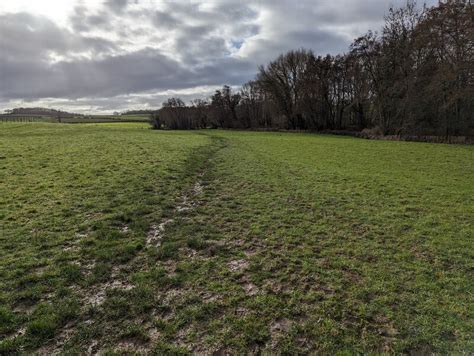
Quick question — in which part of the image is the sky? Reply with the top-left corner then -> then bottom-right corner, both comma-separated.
0,0 -> 437,114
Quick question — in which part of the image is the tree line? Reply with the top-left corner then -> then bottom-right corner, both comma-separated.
151,0 -> 473,137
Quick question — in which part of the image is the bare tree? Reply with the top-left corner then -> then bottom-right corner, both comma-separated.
257,49 -> 312,129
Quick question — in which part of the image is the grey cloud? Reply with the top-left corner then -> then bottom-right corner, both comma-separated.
150,2 -> 258,37
105,0 -> 129,14
1,44 -> 255,100
147,1 -> 260,65
153,11 -> 181,29
71,8 -> 113,32
238,28 -> 349,68
1,48 -> 184,99
287,29 -> 350,55
1,13 -> 73,59
211,3 -> 258,23
0,12 -> 116,60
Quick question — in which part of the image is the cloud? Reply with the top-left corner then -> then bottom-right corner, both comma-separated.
152,11 -> 181,29
0,0 -> 438,113
0,12 -> 117,60
104,0 -> 129,14
1,43 -> 255,100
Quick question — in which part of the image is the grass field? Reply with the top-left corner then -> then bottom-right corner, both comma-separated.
0,115 -> 149,124
0,123 -> 472,354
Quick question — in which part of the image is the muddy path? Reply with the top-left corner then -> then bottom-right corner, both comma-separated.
146,172 -> 205,249
29,134 -> 229,355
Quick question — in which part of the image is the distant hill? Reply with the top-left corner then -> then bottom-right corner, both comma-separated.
3,107 -> 81,117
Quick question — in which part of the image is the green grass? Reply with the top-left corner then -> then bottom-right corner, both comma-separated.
92,114 -> 150,120
0,114 -> 149,124
62,115 -> 150,123
0,124 -> 472,353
